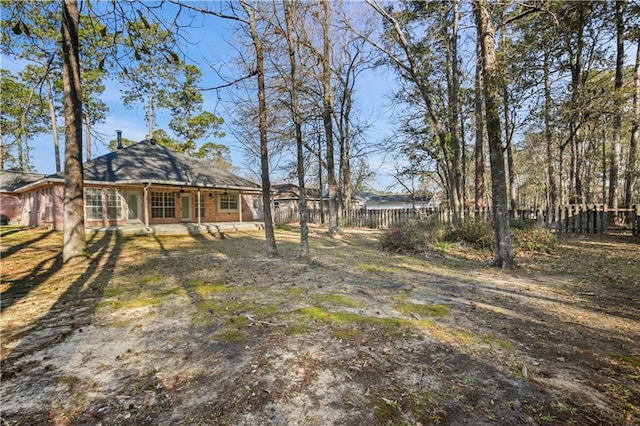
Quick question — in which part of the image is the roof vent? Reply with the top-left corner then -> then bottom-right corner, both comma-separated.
116,130 -> 123,149
149,138 -> 156,145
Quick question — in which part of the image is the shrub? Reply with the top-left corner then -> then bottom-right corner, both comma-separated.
445,218 -> 494,250
380,216 -> 445,253
380,216 -> 557,256
511,226 -> 557,254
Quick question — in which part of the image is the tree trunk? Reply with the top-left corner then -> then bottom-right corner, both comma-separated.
242,0 -> 277,256
318,131 -> 325,224
84,109 -> 91,161
147,78 -> 154,140
61,0 -> 88,264
321,0 -> 338,235
283,0 -> 309,258
544,51 -> 558,207
45,75 -> 61,172
608,0 -> 624,219
502,60 -> 517,218
507,140 -> 517,218
568,10 -> 587,205
474,0 -> 515,269
474,35 -> 486,213
447,0 -> 464,220
625,41 -> 639,208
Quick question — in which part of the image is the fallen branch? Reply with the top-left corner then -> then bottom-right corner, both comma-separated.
244,314 -> 287,327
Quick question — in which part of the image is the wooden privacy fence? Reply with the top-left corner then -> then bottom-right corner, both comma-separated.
546,205 -> 640,235
273,204 -> 640,235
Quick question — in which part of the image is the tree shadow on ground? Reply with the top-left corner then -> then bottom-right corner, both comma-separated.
1,231 -> 125,422
0,229 -> 56,260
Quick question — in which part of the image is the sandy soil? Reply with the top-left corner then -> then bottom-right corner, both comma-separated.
1,226 -> 638,425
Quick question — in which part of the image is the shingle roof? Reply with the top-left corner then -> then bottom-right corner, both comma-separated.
62,140 -> 260,190
0,170 -> 45,192
272,183 -> 324,200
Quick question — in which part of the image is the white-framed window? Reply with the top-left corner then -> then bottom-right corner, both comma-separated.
86,188 -> 103,220
218,193 -> 238,211
151,191 -> 176,218
106,189 -> 122,219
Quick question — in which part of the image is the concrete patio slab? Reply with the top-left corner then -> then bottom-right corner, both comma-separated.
87,221 -> 265,236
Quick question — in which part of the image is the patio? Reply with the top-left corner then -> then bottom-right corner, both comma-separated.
86,221 -> 265,236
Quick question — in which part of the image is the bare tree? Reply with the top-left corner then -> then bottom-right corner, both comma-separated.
241,0 -> 278,255
364,0 -> 465,220
282,0 -> 309,258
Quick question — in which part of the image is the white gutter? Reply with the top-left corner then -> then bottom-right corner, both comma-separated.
143,183 -> 151,231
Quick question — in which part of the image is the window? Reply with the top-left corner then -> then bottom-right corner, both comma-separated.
218,193 -> 238,211
106,189 -> 122,219
86,188 -> 103,220
151,191 -> 176,218
197,194 -> 205,217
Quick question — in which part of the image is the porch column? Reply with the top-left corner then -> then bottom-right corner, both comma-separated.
239,190 -> 243,224
143,183 -> 150,231
197,189 -> 201,226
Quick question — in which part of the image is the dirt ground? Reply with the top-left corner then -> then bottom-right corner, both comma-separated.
1,225 -> 639,425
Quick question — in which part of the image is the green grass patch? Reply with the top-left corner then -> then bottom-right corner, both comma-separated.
97,298 -> 162,310
299,306 -> 403,329
312,293 -> 364,308
395,302 -> 450,317
213,329 -> 250,343
286,287 -> 306,296
137,275 -> 163,284
187,280 -> 231,297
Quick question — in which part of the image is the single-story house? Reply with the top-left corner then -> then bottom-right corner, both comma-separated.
272,183 -> 326,211
360,193 -> 441,210
0,139 -> 263,230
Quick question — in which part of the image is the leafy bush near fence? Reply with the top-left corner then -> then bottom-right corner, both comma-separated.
379,217 -> 445,253
380,216 -> 556,255
444,219 -> 494,250
511,226 -> 557,254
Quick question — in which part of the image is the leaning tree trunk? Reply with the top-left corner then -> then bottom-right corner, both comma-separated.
283,0 -> 309,258
321,0 -> 339,235
45,73 -> 62,172
608,0 -> 624,220
544,51 -> 558,207
61,0 -> 88,264
625,41 -> 639,209
474,35 -> 486,213
242,0 -> 277,256
474,0 -> 515,269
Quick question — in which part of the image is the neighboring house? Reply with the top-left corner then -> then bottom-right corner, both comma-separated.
0,170 -> 47,225
272,183 -> 326,211
361,194 -> 441,210
0,139 -> 262,230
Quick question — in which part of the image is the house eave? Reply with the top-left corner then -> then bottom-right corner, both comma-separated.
15,178 -> 261,193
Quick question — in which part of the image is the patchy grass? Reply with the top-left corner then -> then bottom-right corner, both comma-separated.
311,293 -> 364,308
1,227 -> 638,425
395,301 -> 450,317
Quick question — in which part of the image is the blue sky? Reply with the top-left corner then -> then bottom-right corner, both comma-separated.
2,4 -> 401,191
